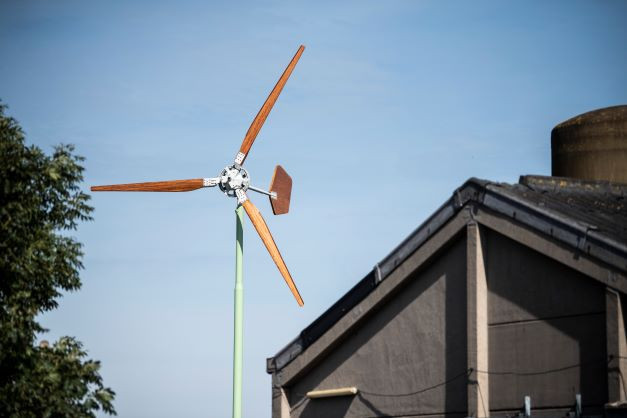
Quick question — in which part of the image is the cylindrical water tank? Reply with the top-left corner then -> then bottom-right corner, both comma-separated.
551,105 -> 627,183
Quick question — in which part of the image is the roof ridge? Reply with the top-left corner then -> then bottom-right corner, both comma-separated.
519,175 -> 627,196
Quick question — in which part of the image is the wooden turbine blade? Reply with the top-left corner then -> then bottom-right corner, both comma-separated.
269,165 -> 292,215
91,179 -> 205,192
235,45 -> 305,165
241,198 -> 304,306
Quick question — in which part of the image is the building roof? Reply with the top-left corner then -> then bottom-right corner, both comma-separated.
267,175 -> 627,374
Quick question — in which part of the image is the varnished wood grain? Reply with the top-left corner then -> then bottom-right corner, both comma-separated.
269,165 -> 292,215
242,199 -> 304,306
91,178 -> 205,192
237,45 -> 305,165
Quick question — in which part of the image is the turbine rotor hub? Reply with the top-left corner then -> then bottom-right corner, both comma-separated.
219,165 -> 250,197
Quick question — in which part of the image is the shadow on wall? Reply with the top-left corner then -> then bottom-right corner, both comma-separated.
291,237 -> 468,418
485,230 -> 607,411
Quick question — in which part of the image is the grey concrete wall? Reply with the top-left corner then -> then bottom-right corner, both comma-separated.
287,238 -> 468,418
485,230 -> 607,412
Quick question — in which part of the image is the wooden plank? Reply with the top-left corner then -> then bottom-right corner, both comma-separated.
91,178 -> 204,192
238,45 -> 305,164
242,199 -> 303,306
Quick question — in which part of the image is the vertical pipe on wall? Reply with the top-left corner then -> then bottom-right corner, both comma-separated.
233,205 -> 244,418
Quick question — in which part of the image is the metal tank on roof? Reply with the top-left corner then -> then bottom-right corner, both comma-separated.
552,105 -> 627,183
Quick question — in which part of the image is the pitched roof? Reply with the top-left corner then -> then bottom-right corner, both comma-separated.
267,175 -> 627,374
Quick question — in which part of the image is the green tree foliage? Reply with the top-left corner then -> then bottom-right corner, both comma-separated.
0,103 -> 116,416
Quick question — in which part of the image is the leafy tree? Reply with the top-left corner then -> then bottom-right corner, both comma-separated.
0,103 -> 115,416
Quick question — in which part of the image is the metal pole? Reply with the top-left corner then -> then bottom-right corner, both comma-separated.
233,205 -> 244,418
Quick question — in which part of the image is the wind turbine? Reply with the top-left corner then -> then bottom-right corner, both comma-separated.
91,45 -> 306,418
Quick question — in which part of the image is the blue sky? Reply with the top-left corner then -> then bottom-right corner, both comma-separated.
1,1 -> 626,417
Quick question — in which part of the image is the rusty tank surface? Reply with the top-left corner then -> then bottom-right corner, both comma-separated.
551,105 -> 627,183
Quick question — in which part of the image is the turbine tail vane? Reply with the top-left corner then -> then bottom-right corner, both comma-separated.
268,165 -> 292,215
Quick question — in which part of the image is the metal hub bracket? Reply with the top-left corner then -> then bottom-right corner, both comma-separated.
219,165 -> 251,197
